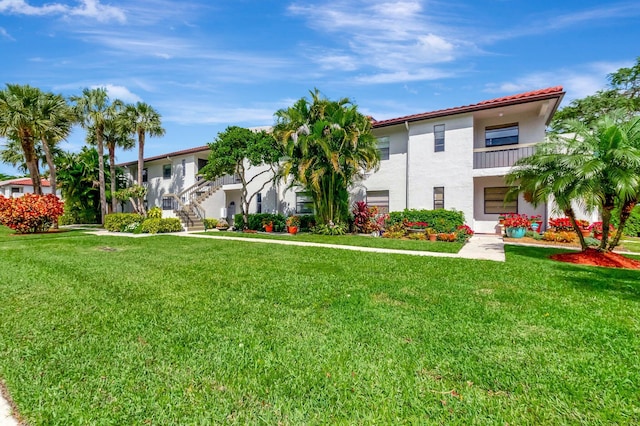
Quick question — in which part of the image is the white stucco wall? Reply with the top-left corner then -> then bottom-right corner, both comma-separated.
366,126 -> 408,212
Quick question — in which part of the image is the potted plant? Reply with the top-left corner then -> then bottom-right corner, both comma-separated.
286,215 -> 300,234
576,219 -> 590,237
215,218 -> 229,231
503,213 -> 530,238
262,219 -> 274,233
426,228 -> 437,241
498,214 -> 506,225
529,215 -> 542,233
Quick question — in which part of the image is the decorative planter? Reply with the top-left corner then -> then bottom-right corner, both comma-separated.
428,234 -> 437,242
216,226 -> 229,231
264,225 -> 273,233
506,226 -> 526,238
287,226 -> 298,235
580,228 -> 591,237
594,232 -> 602,240
530,222 -> 540,233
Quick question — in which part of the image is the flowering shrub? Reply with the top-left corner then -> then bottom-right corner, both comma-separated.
286,215 -> 300,227
542,230 -> 576,243
548,217 -> 573,231
455,224 -> 474,242
589,222 -> 615,234
0,194 -> 64,233
503,213 -> 530,228
575,219 -> 590,229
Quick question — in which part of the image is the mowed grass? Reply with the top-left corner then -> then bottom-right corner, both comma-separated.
0,227 -> 639,424
201,230 -> 464,253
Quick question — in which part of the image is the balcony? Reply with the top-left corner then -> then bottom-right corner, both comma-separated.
473,144 -> 536,169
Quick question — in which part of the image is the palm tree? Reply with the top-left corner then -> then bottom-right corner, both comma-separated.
71,88 -> 118,224
34,91 -> 74,197
274,89 -> 379,224
0,84 -> 44,194
87,104 -> 134,212
125,102 -> 165,186
507,113 -> 640,252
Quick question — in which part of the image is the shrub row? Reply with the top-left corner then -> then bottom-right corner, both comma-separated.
0,194 -> 65,233
232,213 -> 316,232
387,209 -> 465,233
104,213 -> 183,234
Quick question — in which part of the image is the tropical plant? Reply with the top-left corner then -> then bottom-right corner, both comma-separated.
114,185 -> 147,216
125,102 -> 165,188
0,84 -> 45,194
274,89 -> 380,225
503,213 -> 530,228
72,88 -> 122,224
104,213 -> 144,232
200,126 -> 281,229
286,215 -> 300,227
352,201 -> 380,234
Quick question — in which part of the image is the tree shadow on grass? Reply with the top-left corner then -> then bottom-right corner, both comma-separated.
506,245 -> 640,301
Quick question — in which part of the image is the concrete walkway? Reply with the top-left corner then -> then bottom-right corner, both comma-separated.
0,231 -> 504,424
85,229 -> 506,261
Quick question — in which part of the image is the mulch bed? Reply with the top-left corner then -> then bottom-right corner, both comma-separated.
550,249 -> 640,270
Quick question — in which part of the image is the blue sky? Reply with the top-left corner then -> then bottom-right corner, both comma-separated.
1,0 -> 639,176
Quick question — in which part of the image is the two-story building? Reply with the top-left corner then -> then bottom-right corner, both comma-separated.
121,86 -> 567,233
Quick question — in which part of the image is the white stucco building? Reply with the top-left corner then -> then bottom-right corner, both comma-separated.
120,87 -> 567,232
0,178 -> 55,197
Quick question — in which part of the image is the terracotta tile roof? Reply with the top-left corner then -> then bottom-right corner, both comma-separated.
372,86 -> 564,128
0,177 -> 51,187
117,145 -> 210,167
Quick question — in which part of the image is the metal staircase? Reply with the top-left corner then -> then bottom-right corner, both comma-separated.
166,174 -> 238,231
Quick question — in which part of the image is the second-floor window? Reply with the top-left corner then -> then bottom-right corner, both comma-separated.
163,164 -> 172,179
142,168 -> 148,183
256,193 -> 262,214
377,137 -> 390,161
434,124 -> 445,152
485,123 -> 519,147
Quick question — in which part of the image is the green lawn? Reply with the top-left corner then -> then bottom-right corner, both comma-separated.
201,230 -> 464,253
0,226 -> 639,424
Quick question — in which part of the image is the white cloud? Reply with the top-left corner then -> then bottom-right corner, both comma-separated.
483,60 -> 634,102
0,26 -> 14,40
91,84 -> 142,103
163,102 -> 278,126
0,0 -> 126,23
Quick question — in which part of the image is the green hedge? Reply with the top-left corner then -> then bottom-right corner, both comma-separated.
234,213 -> 287,232
387,209 -> 465,233
139,218 -> 183,234
613,205 -> 640,237
104,213 -> 144,232
203,218 -> 219,230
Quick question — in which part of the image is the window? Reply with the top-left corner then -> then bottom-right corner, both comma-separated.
366,190 -> 389,214
484,187 -> 517,214
163,164 -> 172,179
256,193 -> 262,213
296,192 -> 314,214
433,187 -> 444,209
434,124 -> 445,152
142,168 -> 148,183
162,197 -> 174,210
377,137 -> 390,161
182,159 -> 186,177
485,123 -> 519,147
11,187 -> 21,194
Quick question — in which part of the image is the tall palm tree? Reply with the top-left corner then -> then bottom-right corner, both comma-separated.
34,91 -> 75,197
125,102 -> 165,186
274,89 -> 379,224
71,88 -> 117,224
87,104 -> 134,212
0,84 -> 44,194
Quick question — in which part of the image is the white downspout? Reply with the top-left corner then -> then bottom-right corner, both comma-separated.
405,121 -> 410,209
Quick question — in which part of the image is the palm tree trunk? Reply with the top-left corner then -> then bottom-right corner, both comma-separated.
96,128 -> 107,225
599,200 -> 615,251
19,134 -> 42,195
40,135 -> 58,228
137,130 -> 145,185
608,200 -> 636,250
109,146 -> 117,213
565,208 -> 588,251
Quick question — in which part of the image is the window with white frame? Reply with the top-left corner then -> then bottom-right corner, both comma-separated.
296,192 -> 314,214
484,187 -> 517,214
377,137 -> 390,161
433,187 -> 444,209
163,164 -> 172,179
485,123 -> 519,147
11,187 -> 21,194
366,190 -> 389,214
434,124 -> 445,152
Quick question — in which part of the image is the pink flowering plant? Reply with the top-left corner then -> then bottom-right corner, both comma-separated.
503,213 -> 530,228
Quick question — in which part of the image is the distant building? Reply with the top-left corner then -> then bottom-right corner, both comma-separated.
0,178 -> 54,197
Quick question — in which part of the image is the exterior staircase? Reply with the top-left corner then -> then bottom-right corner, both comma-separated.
166,175 -> 238,231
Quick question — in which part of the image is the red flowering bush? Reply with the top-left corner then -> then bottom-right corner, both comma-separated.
589,221 -> 615,233
352,201 -> 381,233
404,220 -> 429,229
503,213 -> 530,228
0,194 -> 65,233
548,217 -> 574,231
